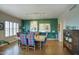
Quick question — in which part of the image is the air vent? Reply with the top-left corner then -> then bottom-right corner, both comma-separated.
69,5 -> 77,11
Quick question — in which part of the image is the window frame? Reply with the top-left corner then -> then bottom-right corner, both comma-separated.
5,21 -> 19,37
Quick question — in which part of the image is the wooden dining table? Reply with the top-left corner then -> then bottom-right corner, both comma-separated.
34,35 -> 46,50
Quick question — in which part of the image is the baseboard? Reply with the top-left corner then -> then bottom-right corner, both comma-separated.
47,38 -> 58,40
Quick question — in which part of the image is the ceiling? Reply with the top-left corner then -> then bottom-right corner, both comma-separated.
0,4 -> 72,19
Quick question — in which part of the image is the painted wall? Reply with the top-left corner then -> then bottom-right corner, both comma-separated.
58,5 -> 79,42
0,11 -> 21,40
21,19 -> 58,39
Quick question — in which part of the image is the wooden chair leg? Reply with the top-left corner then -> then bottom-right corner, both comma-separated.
34,46 -> 35,52
40,42 -> 42,50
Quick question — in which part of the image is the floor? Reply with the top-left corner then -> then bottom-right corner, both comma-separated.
0,40 -> 71,55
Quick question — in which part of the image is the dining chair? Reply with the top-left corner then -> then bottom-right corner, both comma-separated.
42,37 -> 47,45
27,32 -> 36,51
20,33 -> 28,48
17,32 -> 21,45
41,33 -> 48,47
17,32 -> 20,37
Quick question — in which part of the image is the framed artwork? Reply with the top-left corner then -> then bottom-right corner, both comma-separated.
39,23 -> 51,32
0,23 -> 4,30
30,21 -> 38,32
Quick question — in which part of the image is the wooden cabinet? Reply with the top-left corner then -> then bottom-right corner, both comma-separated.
63,30 -> 79,54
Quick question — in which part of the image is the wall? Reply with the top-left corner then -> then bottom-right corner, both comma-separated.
58,5 -> 79,42
0,11 -> 21,40
21,18 -> 58,39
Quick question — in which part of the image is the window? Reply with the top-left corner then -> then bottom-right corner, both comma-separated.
13,23 -> 17,35
30,21 -> 38,32
10,22 -> 13,36
16,23 -> 19,33
5,21 -> 10,37
13,23 -> 19,35
5,21 -> 19,37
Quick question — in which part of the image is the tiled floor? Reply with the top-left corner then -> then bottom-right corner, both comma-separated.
0,40 -> 71,55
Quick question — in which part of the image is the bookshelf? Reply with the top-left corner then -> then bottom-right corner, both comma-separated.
63,30 -> 79,54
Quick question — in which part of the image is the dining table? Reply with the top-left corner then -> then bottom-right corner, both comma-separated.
34,35 -> 46,50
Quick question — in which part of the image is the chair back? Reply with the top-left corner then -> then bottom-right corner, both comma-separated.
42,33 -> 48,45
17,32 -> 20,37
27,32 -> 35,46
20,33 -> 27,45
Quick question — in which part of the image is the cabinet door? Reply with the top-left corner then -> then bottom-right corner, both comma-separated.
72,31 -> 78,50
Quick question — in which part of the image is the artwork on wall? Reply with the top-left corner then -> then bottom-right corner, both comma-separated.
30,21 -> 38,32
39,23 -> 51,32
0,23 -> 4,30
